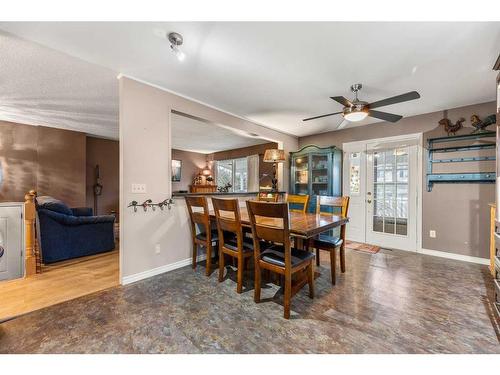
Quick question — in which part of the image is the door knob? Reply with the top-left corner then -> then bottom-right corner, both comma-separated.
367,199 -> 372,204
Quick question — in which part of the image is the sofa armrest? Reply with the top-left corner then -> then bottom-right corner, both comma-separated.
38,209 -> 115,226
71,207 -> 93,216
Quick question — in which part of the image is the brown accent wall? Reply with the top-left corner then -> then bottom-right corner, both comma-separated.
0,120 -> 86,207
86,137 -> 119,216
209,142 -> 278,188
171,149 -> 206,192
298,101 -> 496,259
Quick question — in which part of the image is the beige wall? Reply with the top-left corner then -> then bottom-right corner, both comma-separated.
119,77 -> 298,280
171,149 -> 206,192
0,120 -> 86,207
299,101 -> 496,259
86,137 -> 119,216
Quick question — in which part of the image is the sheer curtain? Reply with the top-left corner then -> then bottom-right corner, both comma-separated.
247,154 -> 260,192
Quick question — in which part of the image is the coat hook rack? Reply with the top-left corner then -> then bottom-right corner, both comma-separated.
127,198 -> 174,212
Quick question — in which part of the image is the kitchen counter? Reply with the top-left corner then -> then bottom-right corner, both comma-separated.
172,191 -> 286,199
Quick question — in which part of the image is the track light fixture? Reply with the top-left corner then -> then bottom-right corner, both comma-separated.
168,32 -> 185,61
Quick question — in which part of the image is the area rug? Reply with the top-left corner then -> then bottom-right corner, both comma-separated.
345,240 -> 380,254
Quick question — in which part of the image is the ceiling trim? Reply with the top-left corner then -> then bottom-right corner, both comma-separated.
116,73 -> 298,139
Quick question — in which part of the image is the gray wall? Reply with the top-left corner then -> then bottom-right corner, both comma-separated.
299,101 -> 496,259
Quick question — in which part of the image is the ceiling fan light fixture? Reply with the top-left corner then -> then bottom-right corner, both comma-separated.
343,107 -> 368,122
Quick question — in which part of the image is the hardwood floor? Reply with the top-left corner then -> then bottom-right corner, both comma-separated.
0,250 -> 119,322
1,248 -> 499,353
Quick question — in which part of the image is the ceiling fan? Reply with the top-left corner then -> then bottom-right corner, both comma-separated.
303,84 -> 420,130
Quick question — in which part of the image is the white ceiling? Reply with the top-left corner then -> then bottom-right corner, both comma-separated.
0,30 -> 118,139
0,22 -> 499,138
171,112 -> 268,153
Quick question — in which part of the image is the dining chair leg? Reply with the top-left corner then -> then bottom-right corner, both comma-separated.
330,247 -> 336,285
192,242 -> 198,269
340,245 -> 346,273
218,250 -> 225,282
307,263 -> 314,299
205,243 -> 212,276
340,224 -> 346,273
316,248 -> 320,266
284,274 -> 292,319
254,264 -> 261,303
237,255 -> 244,294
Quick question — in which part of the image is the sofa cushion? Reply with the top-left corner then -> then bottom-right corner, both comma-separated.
36,196 -> 73,216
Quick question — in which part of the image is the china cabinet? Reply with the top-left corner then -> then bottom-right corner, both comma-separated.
290,145 -> 342,211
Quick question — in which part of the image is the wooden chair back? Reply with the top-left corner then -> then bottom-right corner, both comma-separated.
316,196 -> 350,217
246,201 -> 292,268
212,197 -> 242,240
286,194 -> 310,213
257,192 -> 279,202
185,196 -> 210,235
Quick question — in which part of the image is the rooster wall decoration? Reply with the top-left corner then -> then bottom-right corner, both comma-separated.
439,117 -> 465,136
470,114 -> 496,134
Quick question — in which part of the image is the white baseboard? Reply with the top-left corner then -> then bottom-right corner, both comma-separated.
121,254 -> 207,285
419,248 -> 489,265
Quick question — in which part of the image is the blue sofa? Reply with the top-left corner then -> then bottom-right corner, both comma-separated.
36,196 -> 116,264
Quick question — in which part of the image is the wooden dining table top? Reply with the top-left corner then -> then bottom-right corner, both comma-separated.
209,208 -> 349,239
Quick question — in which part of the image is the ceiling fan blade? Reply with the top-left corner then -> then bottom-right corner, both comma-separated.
303,111 -> 343,122
368,110 -> 403,123
369,91 -> 420,109
330,96 -> 352,107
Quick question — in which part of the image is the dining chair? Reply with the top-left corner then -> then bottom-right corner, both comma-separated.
185,196 -> 219,276
257,192 -> 279,202
285,194 -> 310,213
311,196 -> 350,285
246,200 -> 315,319
212,198 -> 255,293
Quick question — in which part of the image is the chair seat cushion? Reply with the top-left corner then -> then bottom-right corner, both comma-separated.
223,236 -> 254,252
314,234 -> 343,249
195,229 -> 219,242
260,246 -> 315,267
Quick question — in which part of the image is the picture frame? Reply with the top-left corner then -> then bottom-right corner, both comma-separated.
172,159 -> 182,182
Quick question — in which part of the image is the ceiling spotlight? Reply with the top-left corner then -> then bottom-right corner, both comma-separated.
168,32 -> 185,61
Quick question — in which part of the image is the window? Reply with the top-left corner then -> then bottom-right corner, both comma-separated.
215,157 -> 248,192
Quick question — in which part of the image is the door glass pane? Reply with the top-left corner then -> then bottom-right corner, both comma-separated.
312,154 -> 328,195
294,156 -> 309,194
349,152 -> 361,195
371,146 -> 409,236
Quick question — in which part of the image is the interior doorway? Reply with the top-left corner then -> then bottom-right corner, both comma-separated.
343,133 -> 422,252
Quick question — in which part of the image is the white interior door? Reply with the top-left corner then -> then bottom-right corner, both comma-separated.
0,205 -> 23,281
366,141 -> 418,251
343,134 -> 420,251
343,142 -> 367,243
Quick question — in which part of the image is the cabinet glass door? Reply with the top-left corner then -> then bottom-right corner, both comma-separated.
311,154 -> 330,195
294,155 -> 309,195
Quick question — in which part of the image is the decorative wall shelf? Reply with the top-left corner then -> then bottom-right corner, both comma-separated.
426,131 -> 496,191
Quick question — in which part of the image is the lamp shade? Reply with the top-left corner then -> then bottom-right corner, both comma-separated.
263,149 -> 286,163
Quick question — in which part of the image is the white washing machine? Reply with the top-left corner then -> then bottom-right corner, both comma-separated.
0,202 -> 24,281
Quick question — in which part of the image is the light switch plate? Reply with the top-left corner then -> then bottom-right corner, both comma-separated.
429,230 -> 436,238
131,183 -> 147,194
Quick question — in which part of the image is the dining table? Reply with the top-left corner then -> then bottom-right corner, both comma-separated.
209,207 -> 349,270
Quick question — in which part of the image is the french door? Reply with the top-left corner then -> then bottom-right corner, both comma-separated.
343,135 -> 420,251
